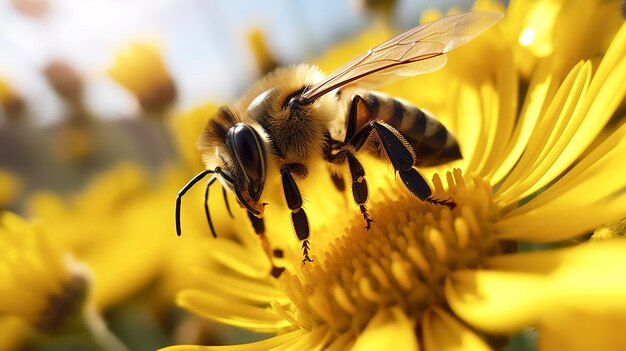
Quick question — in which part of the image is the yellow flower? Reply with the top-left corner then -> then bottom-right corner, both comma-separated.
247,29 -> 279,76
24,159 -> 232,311
26,163 -> 171,309
503,0 -> 622,78
0,212 -> 89,331
108,41 -> 177,113
0,212 -> 130,350
163,0 -> 626,349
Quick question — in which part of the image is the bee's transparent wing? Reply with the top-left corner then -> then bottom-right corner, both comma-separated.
301,11 -> 503,102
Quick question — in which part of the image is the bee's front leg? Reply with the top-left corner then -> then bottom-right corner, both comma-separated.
245,212 -> 285,278
280,165 -> 313,264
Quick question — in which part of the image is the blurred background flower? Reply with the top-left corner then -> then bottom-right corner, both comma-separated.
1,0 -> 624,350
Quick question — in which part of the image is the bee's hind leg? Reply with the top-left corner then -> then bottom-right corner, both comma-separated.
246,212 -> 285,278
348,120 -> 455,209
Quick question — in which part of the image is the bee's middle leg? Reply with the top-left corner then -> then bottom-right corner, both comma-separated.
246,212 -> 285,278
326,150 -> 374,230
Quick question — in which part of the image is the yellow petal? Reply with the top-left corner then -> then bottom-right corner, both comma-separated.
191,266 -> 287,304
516,1 -> 561,57
489,58 -> 552,184
496,123 -> 626,242
422,307 -> 492,351
530,20 -> 626,193
208,239 -> 272,279
539,311 -> 626,351
0,316 -> 27,351
446,240 -> 626,333
446,269 -> 547,333
455,83 -> 483,173
283,326 -> 332,351
177,289 -> 290,332
494,60 -> 591,205
352,307 -> 419,351
158,329 -> 309,351
464,83 -> 499,176
480,46 -> 518,183
325,332 -> 355,351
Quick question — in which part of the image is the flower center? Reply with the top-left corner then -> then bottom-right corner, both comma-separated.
35,274 -> 89,333
277,169 -> 511,336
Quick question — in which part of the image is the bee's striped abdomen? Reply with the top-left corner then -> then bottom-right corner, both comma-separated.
360,92 -> 462,167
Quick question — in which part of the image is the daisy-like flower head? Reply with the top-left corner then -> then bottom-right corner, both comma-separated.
0,212 -> 89,333
27,163 -> 176,309
0,213 -> 130,351
164,0 -> 626,349
108,41 -> 177,113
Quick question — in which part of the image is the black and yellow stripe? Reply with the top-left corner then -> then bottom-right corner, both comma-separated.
359,91 -> 462,166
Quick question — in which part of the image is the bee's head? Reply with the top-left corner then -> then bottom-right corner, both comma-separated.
223,122 -> 267,202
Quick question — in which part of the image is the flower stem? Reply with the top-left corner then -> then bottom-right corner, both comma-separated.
82,305 -> 130,351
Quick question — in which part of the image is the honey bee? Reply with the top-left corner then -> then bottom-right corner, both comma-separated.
176,11 -> 502,276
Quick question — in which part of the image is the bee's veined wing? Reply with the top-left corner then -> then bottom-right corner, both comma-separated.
301,11 -> 503,102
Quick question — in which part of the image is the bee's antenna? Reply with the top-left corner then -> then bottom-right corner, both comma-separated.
176,170 -> 214,236
204,176 -> 219,238
222,187 -> 234,218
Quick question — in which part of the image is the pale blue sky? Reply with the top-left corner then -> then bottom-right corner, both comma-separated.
0,0 -> 474,124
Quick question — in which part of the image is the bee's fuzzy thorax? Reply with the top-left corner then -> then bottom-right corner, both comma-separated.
236,64 -> 341,166
236,64 -> 327,109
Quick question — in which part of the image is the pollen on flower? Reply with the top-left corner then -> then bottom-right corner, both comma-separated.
278,169 -> 508,338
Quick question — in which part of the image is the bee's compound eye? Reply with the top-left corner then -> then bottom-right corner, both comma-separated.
227,123 -> 267,200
